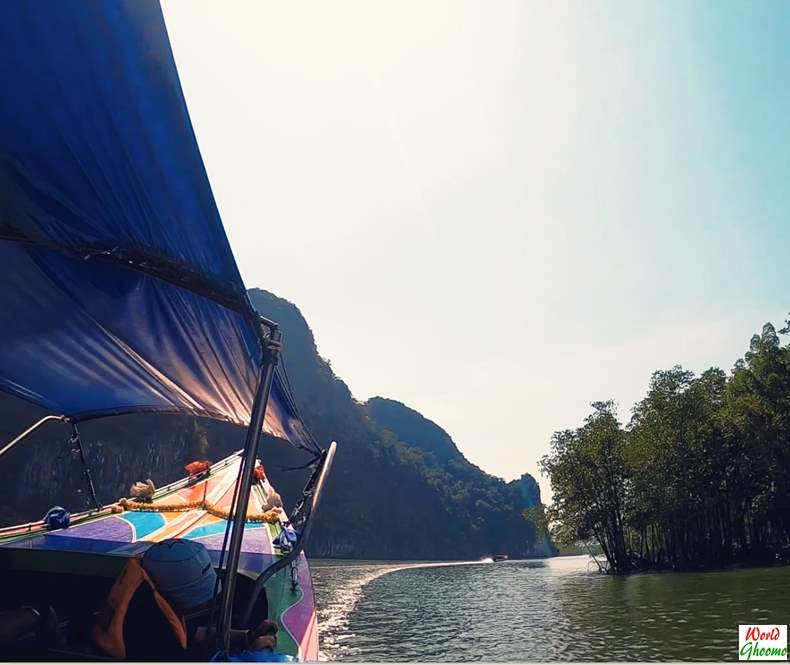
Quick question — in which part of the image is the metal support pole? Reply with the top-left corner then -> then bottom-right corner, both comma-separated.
217,326 -> 282,652
241,440 -> 337,626
70,423 -> 102,511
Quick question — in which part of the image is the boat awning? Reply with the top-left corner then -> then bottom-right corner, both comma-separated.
0,1 -> 312,449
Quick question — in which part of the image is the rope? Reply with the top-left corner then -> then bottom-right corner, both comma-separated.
114,498 -> 283,524
275,359 -> 322,455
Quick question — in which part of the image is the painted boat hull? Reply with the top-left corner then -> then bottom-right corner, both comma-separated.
0,452 -> 318,661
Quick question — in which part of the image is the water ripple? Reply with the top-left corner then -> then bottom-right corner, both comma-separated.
312,557 -> 790,662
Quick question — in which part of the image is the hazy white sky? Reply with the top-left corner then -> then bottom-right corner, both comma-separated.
162,1 -> 789,490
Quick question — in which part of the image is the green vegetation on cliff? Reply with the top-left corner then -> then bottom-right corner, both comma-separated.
247,289 -> 548,559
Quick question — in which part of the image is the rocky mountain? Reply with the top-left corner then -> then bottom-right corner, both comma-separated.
365,397 -> 460,463
513,473 -> 541,509
0,288 -> 548,560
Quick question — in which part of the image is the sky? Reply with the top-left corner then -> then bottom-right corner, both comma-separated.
161,1 -> 789,493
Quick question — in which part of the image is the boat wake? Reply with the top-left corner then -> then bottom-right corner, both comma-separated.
314,559 -> 493,660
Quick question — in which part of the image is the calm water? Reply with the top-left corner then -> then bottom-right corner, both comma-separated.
311,556 -> 789,661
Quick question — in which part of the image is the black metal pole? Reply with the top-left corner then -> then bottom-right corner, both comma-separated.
241,440 -> 337,626
217,325 -> 282,651
70,423 -> 102,511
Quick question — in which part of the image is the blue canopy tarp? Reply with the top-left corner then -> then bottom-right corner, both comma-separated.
0,1 -> 311,448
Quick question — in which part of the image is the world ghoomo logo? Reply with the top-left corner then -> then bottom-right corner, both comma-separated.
739,625 -> 788,661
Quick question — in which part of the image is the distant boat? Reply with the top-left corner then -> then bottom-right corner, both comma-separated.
492,554 -> 509,562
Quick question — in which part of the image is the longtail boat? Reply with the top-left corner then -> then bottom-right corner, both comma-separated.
0,0 -> 334,660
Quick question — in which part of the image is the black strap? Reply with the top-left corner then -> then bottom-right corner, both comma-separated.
69,423 -> 102,511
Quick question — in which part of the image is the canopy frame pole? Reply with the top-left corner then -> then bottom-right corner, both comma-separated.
241,440 -> 337,627
217,324 -> 282,652
0,415 -> 68,459
69,422 -> 102,511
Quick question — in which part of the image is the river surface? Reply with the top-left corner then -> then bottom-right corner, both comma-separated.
310,556 -> 789,661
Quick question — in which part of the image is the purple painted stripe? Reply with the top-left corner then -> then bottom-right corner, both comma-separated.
193,526 -> 272,555
47,516 -> 133,543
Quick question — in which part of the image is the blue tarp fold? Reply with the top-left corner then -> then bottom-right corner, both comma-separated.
0,1 -> 311,449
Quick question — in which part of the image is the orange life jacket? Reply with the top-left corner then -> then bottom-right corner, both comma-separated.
92,557 -> 187,659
